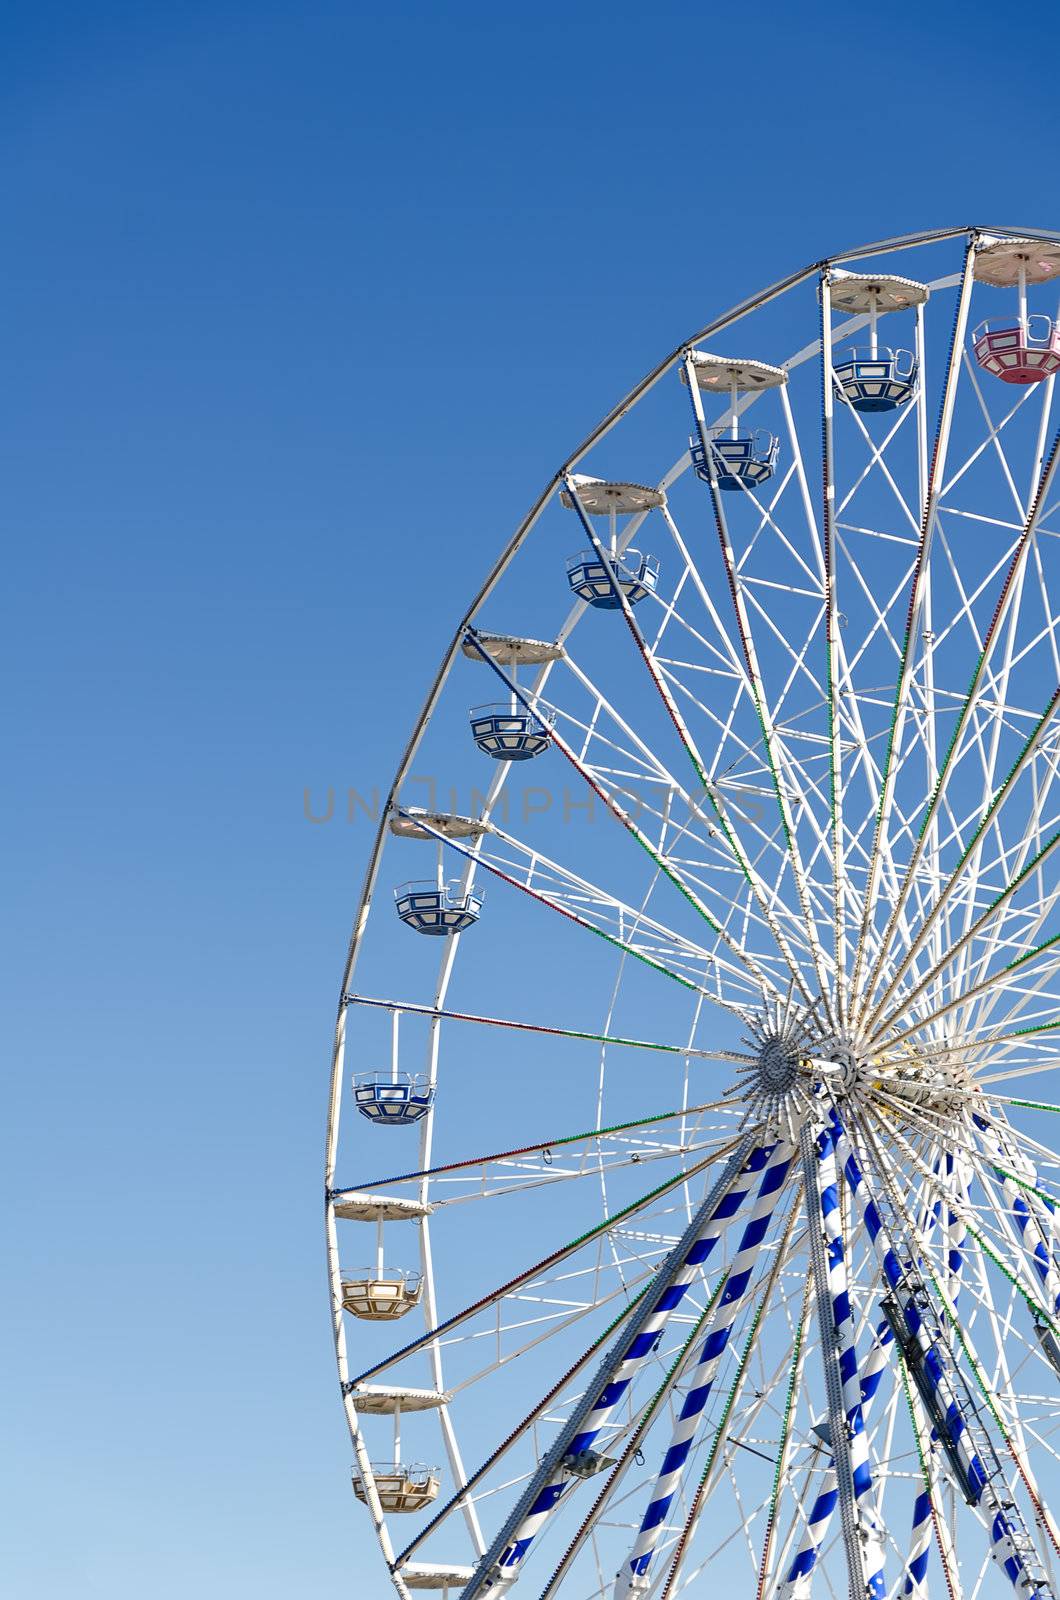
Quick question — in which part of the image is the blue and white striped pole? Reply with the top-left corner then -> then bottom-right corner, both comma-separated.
828,1105 -> 1046,1600
814,1119 -> 886,1599
614,1142 -> 795,1596
974,1114 -> 1060,1314
828,1108 -> 985,1480
944,1151 -> 968,1306
902,1484 -> 935,1599
903,1152 -> 965,1600
469,1138 -> 766,1594
777,1317 -> 893,1600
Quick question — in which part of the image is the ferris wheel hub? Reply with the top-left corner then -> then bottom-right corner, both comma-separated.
759,1034 -> 800,1092
736,1006 -> 826,1134
879,1049 -> 975,1114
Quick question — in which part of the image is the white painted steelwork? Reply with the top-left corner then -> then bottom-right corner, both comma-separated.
326,226 -> 1060,1600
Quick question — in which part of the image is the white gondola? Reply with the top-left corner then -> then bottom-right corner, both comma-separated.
340,1268 -> 423,1320
400,1563 -> 476,1590
352,1462 -> 441,1513
349,1386 -> 450,1415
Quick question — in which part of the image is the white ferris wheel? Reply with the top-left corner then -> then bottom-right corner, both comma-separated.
325,225 -> 1060,1600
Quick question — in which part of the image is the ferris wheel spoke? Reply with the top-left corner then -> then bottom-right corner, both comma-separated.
737,585 -> 829,711
559,646 -> 821,998
949,351 -> 1043,516
392,1278 -> 668,1576
724,457 -> 810,576
343,992 -> 757,1075
539,697 -> 674,794
966,893 -> 1060,1039
657,502 -> 759,682
565,642 -> 766,841
552,651 -> 686,787
340,1129 -> 742,1212
849,235 -> 979,1013
914,606 -> 1060,1006
393,803 -> 736,999
459,641 -> 797,1005
435,1268 -> 668,1398
458,1133 -> 764,1597
347,1138 -> 746,1389
683,353 -> 834,1019
958,935 -> 1060,1046
891,970 -> 1060,1073
976,1048 -> 1060,1087
562,475 -> 713,789
648,661 -> 837,974
479,816 -> 779,1004
868,819 -> 1060,1045
580,613 -> 826,1001
833,527 -> 917,674
867,1105 -> 1060,1342
860,457 -> 1060,1027
818,275 -> 851,1027
832,633 -> 924,934
881,937 -> 1060,1053
959,768 -> 1060,1022
832,374 -> 924,538
633,557 -> 842,972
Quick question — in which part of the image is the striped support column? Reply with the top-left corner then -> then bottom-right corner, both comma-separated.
817,1122 -> 887,1598
828,1109 -> 985,1483
944,1152 -> 967,1307
828,1107 -> 1042,1600
975,1115 -> 1060,1313
485,1144 -> 768,1584
778,1318 -> 893,1600
903,1153 -> 966,1600
902,1485 -> 934,1598
615,1143 -> 794,1596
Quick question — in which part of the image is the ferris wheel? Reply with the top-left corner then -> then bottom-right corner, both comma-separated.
325,225 -> 1060,1600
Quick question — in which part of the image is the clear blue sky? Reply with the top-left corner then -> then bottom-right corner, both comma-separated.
4,2 -> 1058,1594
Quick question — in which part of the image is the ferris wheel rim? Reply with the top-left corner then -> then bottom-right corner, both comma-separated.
326,222 -> 1060,1600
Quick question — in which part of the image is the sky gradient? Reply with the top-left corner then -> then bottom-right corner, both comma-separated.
5,2 -> 1060,1593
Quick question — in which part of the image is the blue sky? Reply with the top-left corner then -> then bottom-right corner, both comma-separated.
4,1 -> 1060,1594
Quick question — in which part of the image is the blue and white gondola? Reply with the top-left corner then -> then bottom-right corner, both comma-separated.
353,1071 -> 434,1125
394,880 -> 483,935
825,271 -> 929,415
469,702 -> 551,760
682,351 -> 787,496
560,475 -> 664,609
